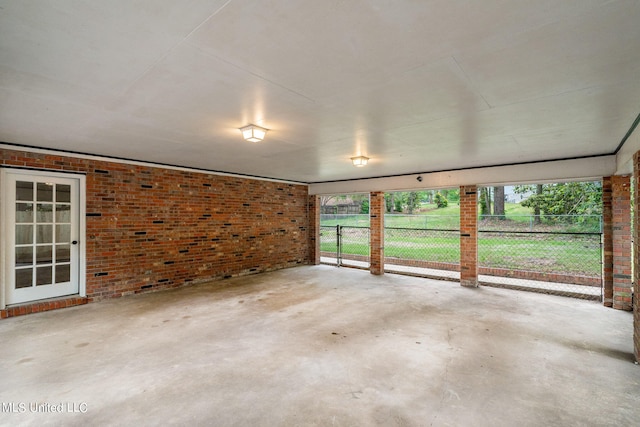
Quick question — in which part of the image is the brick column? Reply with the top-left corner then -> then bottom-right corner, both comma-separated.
633,152 -> 640,362
308,195 -> 320,265
370,192 -> 385,275
602,177 -> 613,307
460,185 -> 478,287
612,175 -> 632,311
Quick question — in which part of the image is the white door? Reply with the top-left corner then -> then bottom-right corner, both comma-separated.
3,170 -> 83,305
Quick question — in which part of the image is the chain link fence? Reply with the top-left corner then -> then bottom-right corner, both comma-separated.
479,214 -> 602,233
319,225 -> 369,268
384,228 -> 460,280
477,215 -> 602,299
320,213 -> 603,300
477,231 -> 602,299
319,225 -> 338,265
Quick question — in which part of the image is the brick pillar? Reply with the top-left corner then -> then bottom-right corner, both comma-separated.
633,152 -> 640,362
602,177 -> 613,307
308,195 -> 320,265
460,185 -> 478,287
612,175 -> 632,311
370,191 -> 385,275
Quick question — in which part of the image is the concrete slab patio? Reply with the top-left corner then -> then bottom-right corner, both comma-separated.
0,265 -> 638,426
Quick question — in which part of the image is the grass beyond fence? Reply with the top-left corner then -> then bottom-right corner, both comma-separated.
384,228 -> 460,263
320,212 -> 601,233
478,231 -> 601,276
320,225 -> 602,278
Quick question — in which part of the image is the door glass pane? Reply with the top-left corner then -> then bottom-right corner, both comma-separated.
16,247 -> 33,266
56,244 -> 71,262
37,183 -> 54,202
56,184 -> 71,203
16,203 -> 34,223
56,225 -> 70,243
16,225 -> 33,244
15,268 -> 33,289
36,266 -> 52,286
55,264 -> 71,284
36,204 -> 53,223
36,225 -> 53,243
56,204 -> 71,223
36,246 -> 53,264
9,176 -> 78,300
16,181 -> 33,201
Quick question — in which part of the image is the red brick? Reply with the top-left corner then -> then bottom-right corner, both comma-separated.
308,195 -> 320,265
633,152 -> 640,362
604,175 -> 632,311
460,185 -> 478,287
1,147 -> 310,315
369,192 -> 385,275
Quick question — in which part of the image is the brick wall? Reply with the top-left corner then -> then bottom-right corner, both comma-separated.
602,177 -> 613,307
369,192 -> 384,275
1,148 -> 310,307
611,175 -> 632,311
308,195 -> 320,265
460,185 -> 478,287
633,152 -> 640,362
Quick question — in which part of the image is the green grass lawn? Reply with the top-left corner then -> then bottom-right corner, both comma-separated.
320,230 -> 601,276
320,203 -> 602,276
477,234 -> 600,275
321,203 -> 601,233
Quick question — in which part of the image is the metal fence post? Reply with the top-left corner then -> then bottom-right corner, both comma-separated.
600,233 -> 604,302
336,225 -> 342,267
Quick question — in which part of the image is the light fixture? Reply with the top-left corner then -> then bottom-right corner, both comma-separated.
351,155 -> 369,167
240,124 -> 268,142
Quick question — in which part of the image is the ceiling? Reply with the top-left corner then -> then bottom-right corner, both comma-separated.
0,0 -> 639,184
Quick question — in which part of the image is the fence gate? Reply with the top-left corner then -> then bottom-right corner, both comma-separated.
319,225 -> 370,268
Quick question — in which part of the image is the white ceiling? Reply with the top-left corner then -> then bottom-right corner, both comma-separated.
0,0 -> 638,184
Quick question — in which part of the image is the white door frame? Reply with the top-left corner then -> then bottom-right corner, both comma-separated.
1,168 -> 86,309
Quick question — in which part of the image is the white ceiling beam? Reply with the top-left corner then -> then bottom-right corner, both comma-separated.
309,156 -> 616,195
615,120 -> 640,175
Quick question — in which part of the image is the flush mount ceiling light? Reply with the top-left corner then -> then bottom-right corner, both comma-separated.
239,124 -> 268,142
350,155 -> 369,167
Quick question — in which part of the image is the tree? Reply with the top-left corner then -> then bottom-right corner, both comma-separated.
320,195 -> 342,214
406,192 -> 419,214
387,193 -> 395,213
320,194 -> 369,215
434,192 -> 448,208
446,189 -> 460,203
534,184 -> 542,224
493,186 -> 505,219
360,199 -> 369,214
516,181 -> 602,225
349,194 -> 369,213
479,187 -> 491,217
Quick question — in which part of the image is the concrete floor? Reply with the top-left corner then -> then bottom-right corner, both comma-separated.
1,265 -> 638,427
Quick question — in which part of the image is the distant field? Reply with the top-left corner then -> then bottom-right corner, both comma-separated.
320,202 -> 601,233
